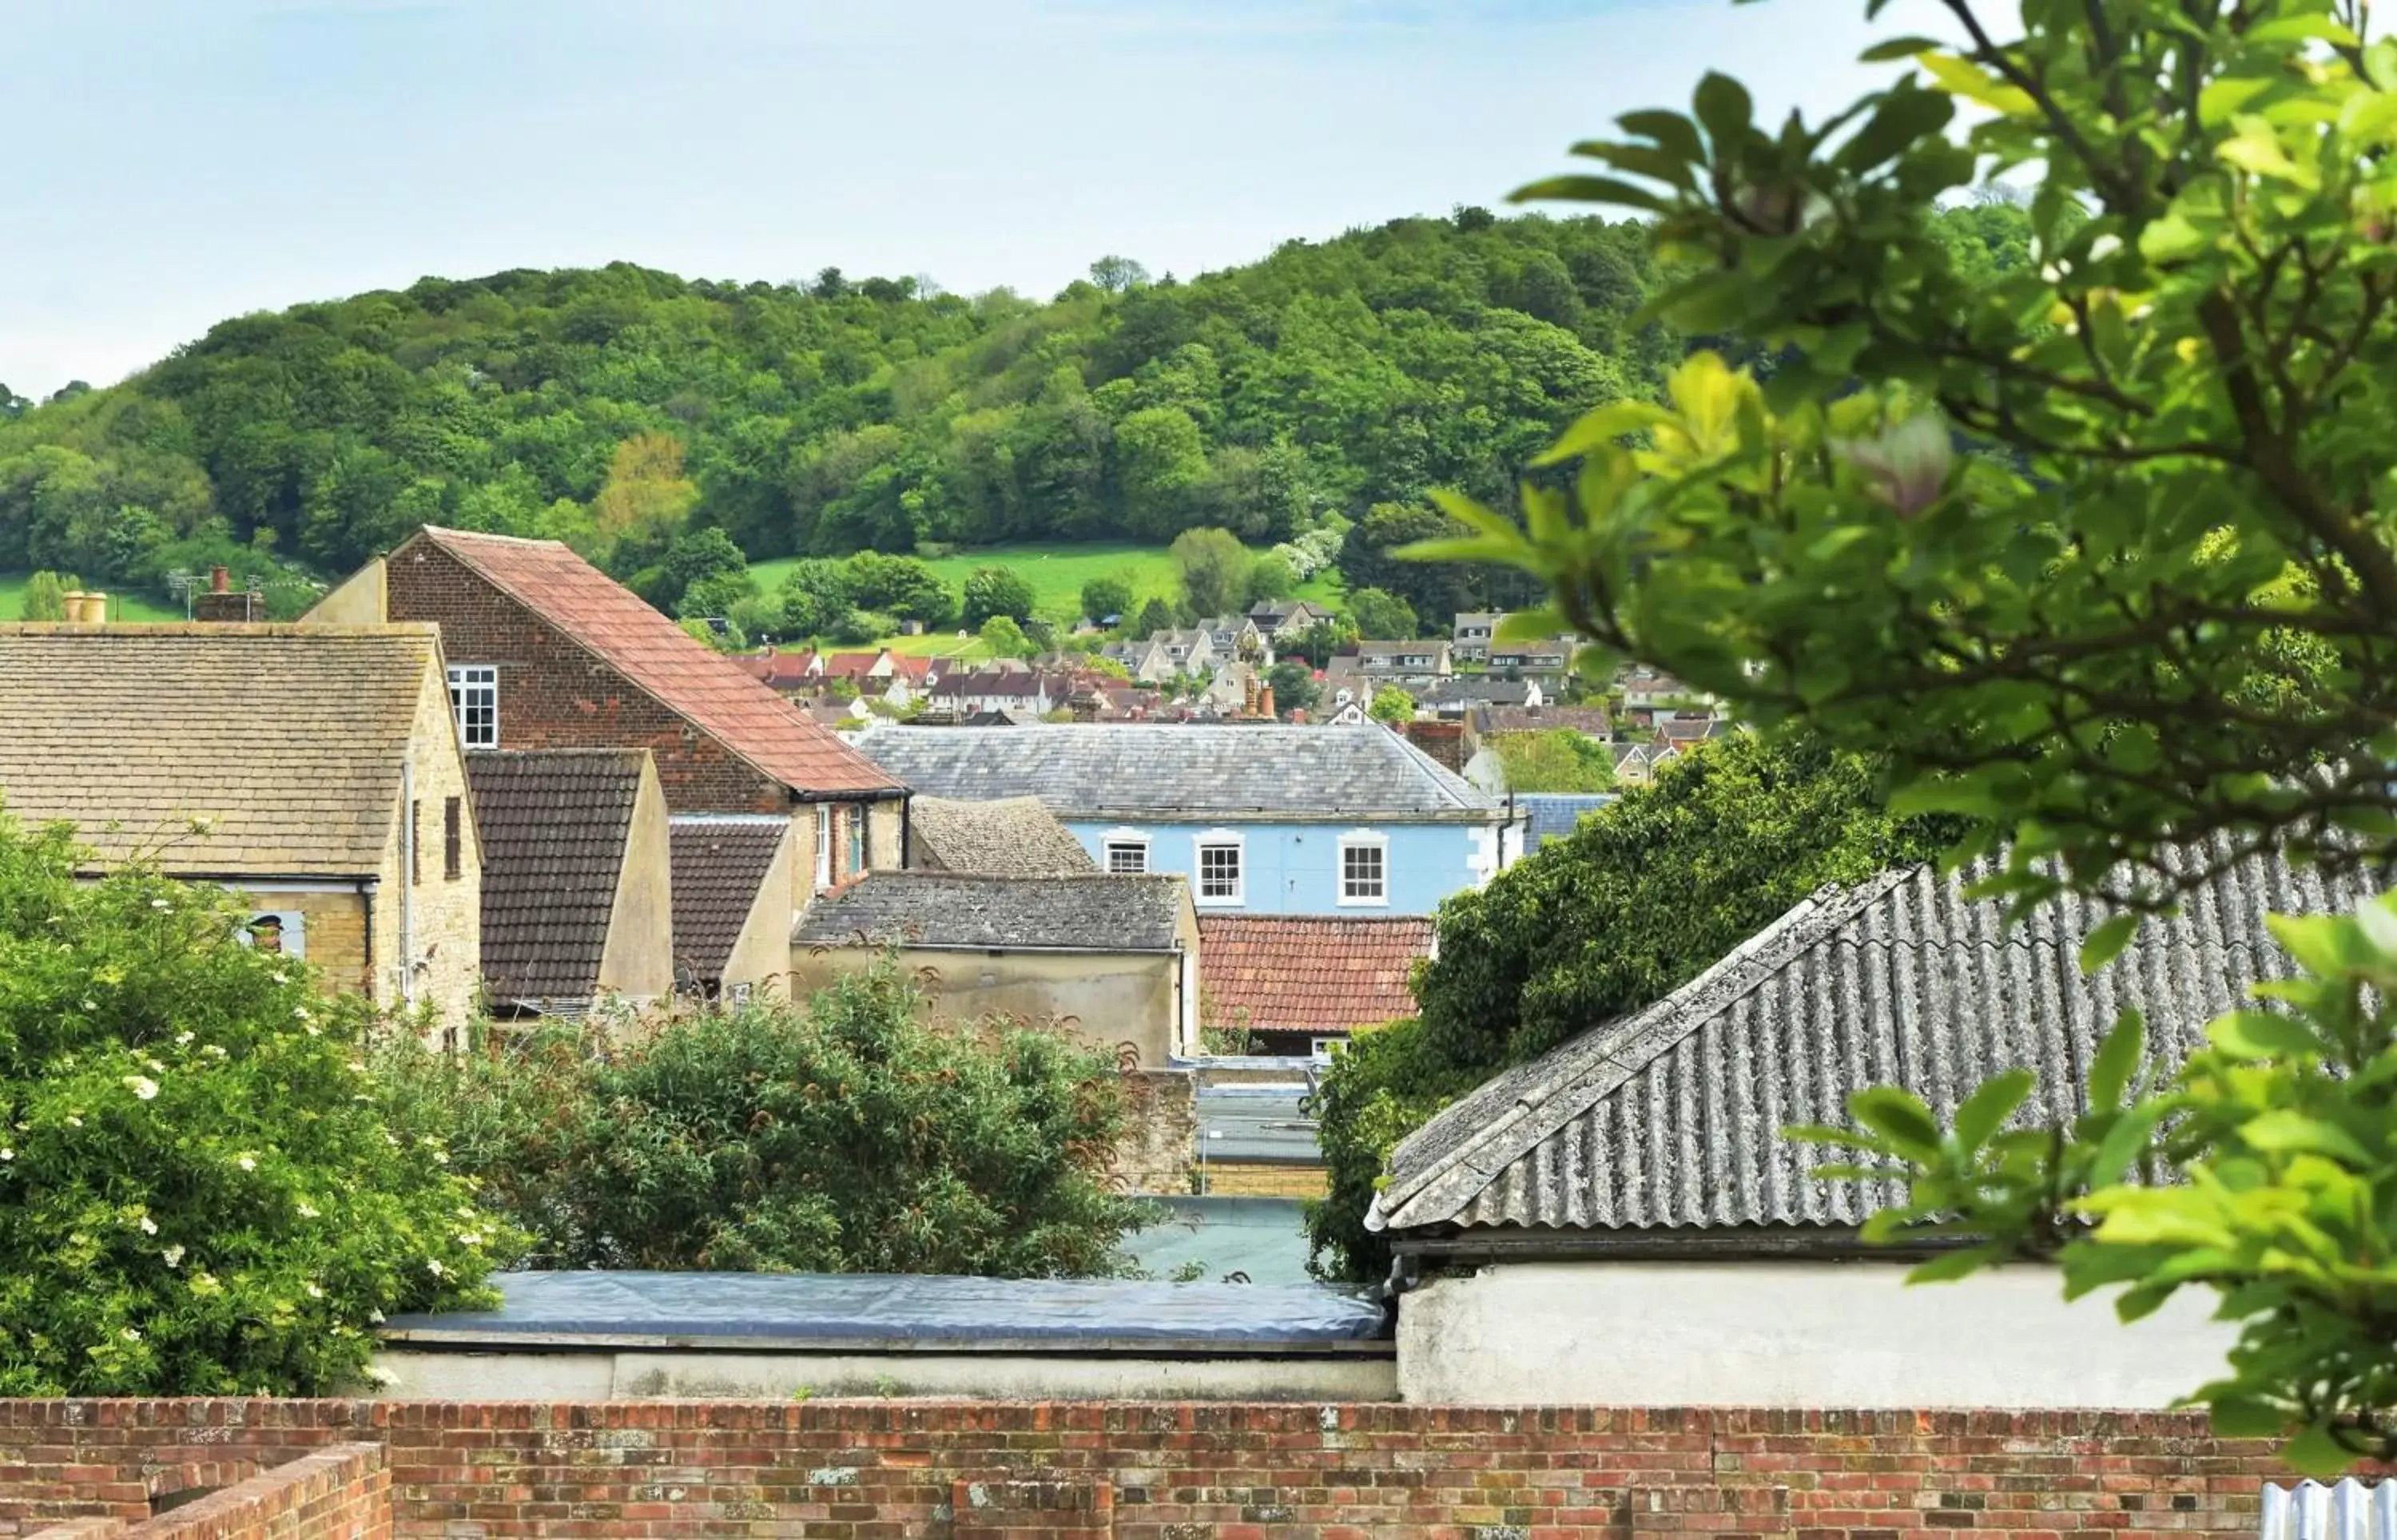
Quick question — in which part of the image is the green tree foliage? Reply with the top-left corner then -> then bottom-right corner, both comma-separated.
1130,596 -> 1177,639
1080,575 -> 1133,624
771,558 -> 858,639
1245,552 -> 1298,604
0,215 -> 1668,596
1346,586 -> 1417,640
376,962 -> 1147,1277
960,565 -> 1036,628
845,552 -> 957,629
1283,616 -> 1359,669
19,570 -> 74,621
978,614 -> 1031,659
0,808 -> 515,1394
1306,734 -> 1951,1282
1368,685 -> 1415,724
1267,659 -> 1320,716
1169,526 -> 1251,617
1488,729 -> 1616,792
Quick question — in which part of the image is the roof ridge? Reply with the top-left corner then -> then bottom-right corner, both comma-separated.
420,524 -> 565,550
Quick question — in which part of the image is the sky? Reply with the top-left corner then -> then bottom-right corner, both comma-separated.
0,0 -> 1891,400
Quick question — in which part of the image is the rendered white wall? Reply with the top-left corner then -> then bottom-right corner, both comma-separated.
1398,1259 -> 2236,1407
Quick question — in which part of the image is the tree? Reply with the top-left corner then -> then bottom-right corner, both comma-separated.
1368,685 -> 1414,724
592,431 -> 698,542
1244,552 -> 1298,605
1347,586 -> 1417,641
1115,407 -> 1212,538
1267,659 -> 1319,716
19,570 -> 74,621
1488,729 -> 1616,793
0,809 -> 515,1394
1409,0 -> 2397,1470
1130,596 -> 1176,639
375,960 -> 1147,1277
646,526 -> 749,615
960,565 -> 1036,628
1283,616 -> 1358,669
845,551 -> 958,629
773,558 -> 856,638
1089,256 -> 1151,294
978,614 -> 1030,659
1169,526 -> 1251,617
1306,733 -> 1951,1282
1081,576 -> 1133,625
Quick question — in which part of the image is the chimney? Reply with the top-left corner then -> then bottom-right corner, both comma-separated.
193,574 -> 260,624
1258,684 -> 1276,719
63,591 -> 107,625
209,565 -> 230,594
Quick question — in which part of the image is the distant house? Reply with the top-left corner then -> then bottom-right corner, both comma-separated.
791,871 -> 1200,1066
1450,611 -> 1502,664
466,749 -> 674,1018
858,724 -> 1524,916
1198,913 -> 1433,1058
669,813 -> 797,1003
905,796 -> 1095,875
1152,627 -> 1218,676
311,528 -> 904,906
1473,703 -> 1612,739
1421,676 -> 1543,716
1247,598 -> 1334,641
1354,640 -> 1453,679
1516,792 -> 1615,849
1619,665 -> 1708,711
1611,740 -> 1679,787
739,650 -> 821,693
1370,847 -> 2367,1409
1100,637 -> 1171,683
0,623 -> 483,1034
1656,712 -> 1724,747
1487,638 -> 1574,675
818,650 -> 895,689
927,668 -> 1068,717
1197,613 -> 1270,665
1197,660 -> 1266,716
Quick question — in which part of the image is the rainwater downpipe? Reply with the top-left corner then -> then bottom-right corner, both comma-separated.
399,761 -> 416,1010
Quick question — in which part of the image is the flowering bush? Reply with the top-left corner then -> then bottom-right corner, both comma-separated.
0,808 -> 519,1395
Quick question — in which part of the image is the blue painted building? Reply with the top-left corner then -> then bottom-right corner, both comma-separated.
858,723 -> 1524,916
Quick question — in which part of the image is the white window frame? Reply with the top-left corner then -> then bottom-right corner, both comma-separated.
446,664 -> 498,749
1338,830 -> 1389,907
1310,1036 -> 1342,1062
1193,832 -> 1245,907
814,803 -> 833,893
1102,831 -> 1151,875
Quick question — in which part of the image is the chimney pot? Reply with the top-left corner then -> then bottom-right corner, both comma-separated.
210,566 -> 230,593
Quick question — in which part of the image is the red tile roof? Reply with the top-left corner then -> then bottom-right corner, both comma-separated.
1198,914 -> 1434,1034
418,528 -> 900,797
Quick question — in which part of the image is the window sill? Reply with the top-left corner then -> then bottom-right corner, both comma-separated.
1337,895 -> 1390,907
1194,895 -> 1246,908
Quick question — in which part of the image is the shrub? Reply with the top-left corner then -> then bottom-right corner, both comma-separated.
0,808 -> 516,1395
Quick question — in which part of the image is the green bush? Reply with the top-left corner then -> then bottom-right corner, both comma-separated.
376,962 -> 1151,1276
0,807 -> 516,1395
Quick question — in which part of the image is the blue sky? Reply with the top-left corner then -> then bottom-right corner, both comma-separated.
0,0 -> 1887,399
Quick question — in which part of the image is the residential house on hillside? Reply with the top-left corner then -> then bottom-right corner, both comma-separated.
858,724 -> 1522,915
1198,914 -> 1433,1058
1619,665 -> 1708,711
1487,637 -> 1574,676
308,527 -> 904,904
0,624 -> 483,1034
819,650 -> 895,684
668,814 -> 797,1002
1101,635 -> 1175,684
1450,612 -> 1501,664
466,749 -> 674,1018
739,650 -> 820,693
1196,661 -> 1267,717
1656,712 -> 1724,748
1248,598 -> 1334,640
925,668 -> 1070,718
1368,845 -> 2372,1408
1152,627 -> 1218,676
791,871 -> 1199,1066
1198,613 -> 1270,665
1354,640 -> 1453,680
1421,677 -> 1543,716
1609,740 -> 1684,787
905,796 -> 1095,875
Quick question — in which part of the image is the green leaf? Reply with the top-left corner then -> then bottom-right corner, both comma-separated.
1693,72 -> 1754,149
2079,913 -> 2141,976
2240,1109 -> 2375,1165
1848,1086 -> 1942,1161
1616,109 -> 1706,165
2205,1396 -> 2288,1439
2281,1423 -> 2359,1480
2137,212 -> 2210,264
2266,912 -> 2367,978
2087,1010 -> 2146,1113
2086,1099 -> 2164,1187
1887,777 -> 1995,818
1835,86 -> 1955,173
2199,76 -> 2275,127
1858,36 -> 1942,62
1917,53 -> 2038,117
1511,174 -> 1674,212
1534,402 -> 1675,466
2205,1010 -> 2319,1060
1952,1067 -> 2034,1154
1905,1244 -> 2002,1284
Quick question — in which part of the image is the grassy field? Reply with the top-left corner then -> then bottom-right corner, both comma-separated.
0,574 -> 184,622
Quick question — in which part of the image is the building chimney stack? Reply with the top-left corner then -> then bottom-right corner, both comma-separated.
209,566 -> 230,594
1258,684 -> 1276,720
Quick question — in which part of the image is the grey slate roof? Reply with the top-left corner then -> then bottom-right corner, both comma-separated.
794,871 -> 1187,951
467,750 -> 646,1006
1370,845 -> 2383,1246
854,724 -> 1501,823
908,795 -> 1095,875
668,814 -> 786,985
1518,793 -> 1615,849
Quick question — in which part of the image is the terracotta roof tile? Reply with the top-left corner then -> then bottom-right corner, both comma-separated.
668,815 -> 788,984
467,749 -> 647,1006
418,528 -> 900,798
1198,914 -> 1433,1034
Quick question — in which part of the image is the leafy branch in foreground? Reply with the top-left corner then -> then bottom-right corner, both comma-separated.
1797,892 -> 2397,1475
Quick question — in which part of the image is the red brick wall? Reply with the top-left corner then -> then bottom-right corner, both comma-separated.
384,540 -> 787,815
17,1443 -> 384,1540
0,1400 -> 2315,1539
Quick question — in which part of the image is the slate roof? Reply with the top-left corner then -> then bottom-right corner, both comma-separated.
1371,845 -> 2382,1246
794,871 -> 1189,951
1198,915 -> 1433,1033
854,724 -> 1501,823
1422,677 -> 1538,708
412,528 -> 900,799
1475,705 -> 1614,737
908,796 -> 1095,875
668,814 -> 788,984
1518,792 -> 1615,849
0,624 -> 436,875
466,750 -> 647,1006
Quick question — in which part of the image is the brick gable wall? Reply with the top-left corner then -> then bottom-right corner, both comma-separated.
0,1399 -> 2323,1539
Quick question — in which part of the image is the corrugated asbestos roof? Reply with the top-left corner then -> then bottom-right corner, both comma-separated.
1198,915 -> 1432,1033
2260,1480 -> 2397,1540
855,724 -> 1500,822
1372,846 -> 2382,1241
466,750 -> 646,1006
794,871 -> 1188,952
908,796 -> 1095,875
668,814 -> 787,984
0,624 -> 435,875
414,528 -> 900,799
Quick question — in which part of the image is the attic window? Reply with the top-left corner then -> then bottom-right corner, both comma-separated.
446,665 -> 498,749
1104,836 -> 1150,874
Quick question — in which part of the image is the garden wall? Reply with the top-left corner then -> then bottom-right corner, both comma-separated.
0,1399 -> 2308,1539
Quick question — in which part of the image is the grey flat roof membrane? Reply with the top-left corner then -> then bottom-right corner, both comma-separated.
382,1270 -> 1388,1353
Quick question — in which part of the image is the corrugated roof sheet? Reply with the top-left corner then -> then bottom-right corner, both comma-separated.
795,871 -> 1188,951
668,814 -> 788,984
1198,915 -> 1431,1033
908,796 -> 1095,876
0,624 -> 435,875
2261,1481 -> 2397,1540
466,750 -> 646,1006
415,528 -> 900,799
855,724 -> 1500,822
1373,846 -> 2382,1240
1197,1085 -> 1323,1166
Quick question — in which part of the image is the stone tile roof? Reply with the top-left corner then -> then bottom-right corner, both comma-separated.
466,750 -> 646,1006
908,796 -> 1095,875
1473,705 -> 1614,737
855,724 -> 1501,823
668,814 -> 787,984
416,527 -> 899,798
794,871 -> 1187,951
1198,915 -> 1433,1034
0,623 -> 437,875
1371,844 -> 2382,1245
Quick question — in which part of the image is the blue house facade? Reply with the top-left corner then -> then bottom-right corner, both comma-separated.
858,724 -> 1523,916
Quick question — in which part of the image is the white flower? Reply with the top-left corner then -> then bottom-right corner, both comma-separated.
271,972 -> 288,985
145,1058 -> 164,1074
304,1283 -> 323,1299
0,1149 -> 11,1162
137,1216 -> 157,1235
79,999 -> 95,1012
293,1006 -> 310,1021
150,898 -> 169,910
426,1260 -> 444,1278
431,1149 -> 448,1165
125,1076 -> 158,1101
66,1115 -> 81,1129
121,1328 -> 141,1342
2086,233 -> 2122,263
162,1244 -> 185,1267
2040,260 -> 2065,283
368,1309 -> 385,1324
205,1045 -> 228,1059
235,1153 -> 256,1172
364,1365 -> 398,1387
297,1202 -> 320,1219
174,1031 -> 193,1047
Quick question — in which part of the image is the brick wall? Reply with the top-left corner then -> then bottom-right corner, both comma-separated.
12,1437 -> 384,1540
0,1400 -> 2317,1539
